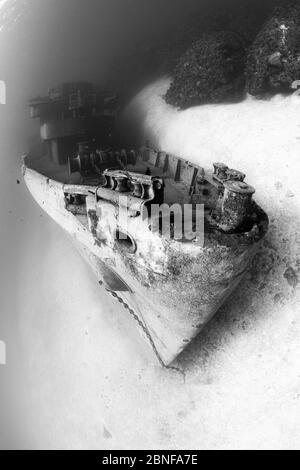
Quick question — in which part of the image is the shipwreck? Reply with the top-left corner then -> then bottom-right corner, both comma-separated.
22,82 -> 268,366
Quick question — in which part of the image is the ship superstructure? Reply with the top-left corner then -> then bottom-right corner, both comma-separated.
29,82 -> 118,165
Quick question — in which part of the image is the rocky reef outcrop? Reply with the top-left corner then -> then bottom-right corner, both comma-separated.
164,2 -> 300,108
246,2 -> 300,96
165,31 -> 246,109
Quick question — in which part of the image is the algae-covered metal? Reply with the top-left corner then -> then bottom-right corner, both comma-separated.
22,143 -> 268,366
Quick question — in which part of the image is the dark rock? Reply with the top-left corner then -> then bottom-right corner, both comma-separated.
159,2 -> 271,74
165,31 -> 246,109
246,2 -> 300,96
284,267 -> 298,288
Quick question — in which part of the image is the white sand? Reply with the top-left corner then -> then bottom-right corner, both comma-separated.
125,77 -> 300,202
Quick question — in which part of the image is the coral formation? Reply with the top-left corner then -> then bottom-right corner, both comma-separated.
164,2 -> 300,108
165,31 -> 246,109
114,1 -> 300,108
113,1 -> 273,106
246,2 -> 300,96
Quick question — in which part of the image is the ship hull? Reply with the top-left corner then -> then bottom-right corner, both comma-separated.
23,160 -> 266,366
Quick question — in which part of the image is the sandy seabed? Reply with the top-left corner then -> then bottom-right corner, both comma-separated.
1,75 -> 300,450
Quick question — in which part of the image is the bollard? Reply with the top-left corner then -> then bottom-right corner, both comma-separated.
221,180 -> 255,231
132,182 -> 143,198
114,175 -> 129,193
213,162 -> 228,180
143,183 -> 154,200
227,169 -> 246,182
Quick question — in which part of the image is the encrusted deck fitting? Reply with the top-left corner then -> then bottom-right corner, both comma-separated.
221,180 -> 256,231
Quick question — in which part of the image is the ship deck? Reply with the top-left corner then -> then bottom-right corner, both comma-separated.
26,154 -> 218,211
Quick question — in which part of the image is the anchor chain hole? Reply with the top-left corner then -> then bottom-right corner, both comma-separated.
115,230 -> 137,254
